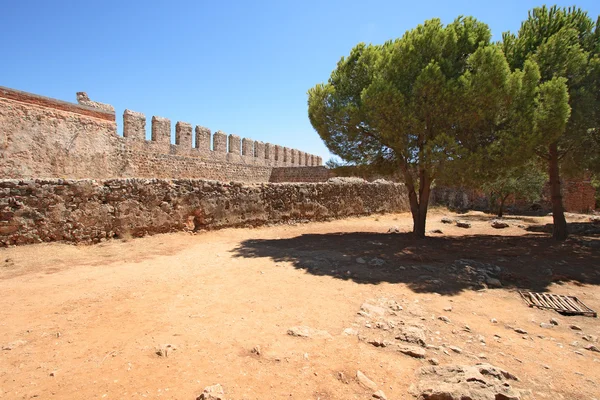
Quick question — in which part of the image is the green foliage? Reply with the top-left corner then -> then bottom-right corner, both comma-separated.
482,162 -> 548,217
502,5 -> 599,166
308,17 -> 548,235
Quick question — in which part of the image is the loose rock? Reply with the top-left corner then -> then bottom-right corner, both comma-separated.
196,384 -> 224,400
570,325 -> 582,331
486,277 -> 502,288
287,326 -> 332,339
441,217 -> 454,224
373,389 -> 388,399
2,340 -> 27,351
456,221 -> 471,229
410,363 -> 521,400
397,345 -> 427,359
585,344 -> 600,353
387,226 -> 400,234
491,220 -> 509,229
360,303 -> 387,317
357,370 -> 378,391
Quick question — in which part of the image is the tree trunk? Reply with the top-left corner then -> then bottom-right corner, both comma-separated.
406,176 -> 431,238
548,142 -> 568,241
497,194 -> 509,218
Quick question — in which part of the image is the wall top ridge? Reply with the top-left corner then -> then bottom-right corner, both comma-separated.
0,86 -> 115,121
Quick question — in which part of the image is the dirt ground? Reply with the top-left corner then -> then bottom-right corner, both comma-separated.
1,209 -> 599,400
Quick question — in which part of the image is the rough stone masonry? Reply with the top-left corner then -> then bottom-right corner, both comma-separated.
0,179 -> 409,246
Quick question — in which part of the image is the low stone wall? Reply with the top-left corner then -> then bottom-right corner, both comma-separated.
0,179 -> 409,246
431,178 -> 597,214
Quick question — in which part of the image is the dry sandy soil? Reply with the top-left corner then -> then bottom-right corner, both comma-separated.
0,210 -> 599,400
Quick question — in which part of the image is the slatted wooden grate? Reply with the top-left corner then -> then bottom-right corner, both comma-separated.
520,291 -> 597,317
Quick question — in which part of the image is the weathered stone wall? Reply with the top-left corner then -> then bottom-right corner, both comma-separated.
269,166 -> 334,183
0,179 -> 409,246
431,178 -> 597,213
0,86 -> 323,182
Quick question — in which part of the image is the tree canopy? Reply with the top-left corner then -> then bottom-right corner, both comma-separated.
501,5 -> 600,240
308,17 -> 544,237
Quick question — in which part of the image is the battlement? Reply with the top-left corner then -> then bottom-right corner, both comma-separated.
0,86 -> 325,182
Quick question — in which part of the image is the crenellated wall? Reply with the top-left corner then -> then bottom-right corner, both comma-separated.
0,86 -> 324,183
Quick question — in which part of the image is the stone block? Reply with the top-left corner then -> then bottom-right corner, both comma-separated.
242,138 -> 254,157
195,126 -> 211,152
254,141 -> 265,159
123,109 -> 145,140
228,134 -> 241,154
151,116 -> 171,146
213,131 -> 227,153
175,121 -> 192,148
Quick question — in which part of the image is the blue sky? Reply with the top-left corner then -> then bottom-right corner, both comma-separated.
2,1 -> 599,161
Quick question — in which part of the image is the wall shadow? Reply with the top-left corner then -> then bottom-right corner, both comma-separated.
231,231 -> 600,296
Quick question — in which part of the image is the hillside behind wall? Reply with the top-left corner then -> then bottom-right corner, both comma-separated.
0,86 -> 325,182
0,179 -> 409,246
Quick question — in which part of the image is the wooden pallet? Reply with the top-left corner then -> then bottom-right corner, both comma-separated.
519,291 -> 597,317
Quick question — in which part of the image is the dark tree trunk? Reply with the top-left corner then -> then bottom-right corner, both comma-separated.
497,194 -> 509,218
548,142 -> 568,241
406,175 -> 431,238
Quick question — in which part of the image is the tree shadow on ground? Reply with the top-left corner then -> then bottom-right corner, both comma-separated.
231,230 -> 600,296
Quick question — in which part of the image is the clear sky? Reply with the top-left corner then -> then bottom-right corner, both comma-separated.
2,1 -> 599,161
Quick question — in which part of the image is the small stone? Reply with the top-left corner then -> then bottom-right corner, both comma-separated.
438,316 -> 451,323
337,371 -> 349,384
360,303 -> 387,317
570,325 -> 582,331
550,318 -> 559,326
373,389 -> 387,399
428,358 -> 439,365
443,306 -> 453,312
441,217 -> 453,224
540,323 -> 554,329
574,351 -> 584,356
514,328 -> 528,334
584,345 -> 600,353
155,344 -> 177,358
486,277 -> 502,288
343,328 -> 359,336
49,371 -> 56,377
287,326 -> 332,339
356,257 -> 366,264
387,226 -> 400,234
448,345 -> 463,354
429,229 -> 443,234
369,258 -> 385,266
197,384 -> 224,400
491,318 -> 498,324
456,220 -> 471,228
491,219 -> 509,229
356,370 -> 378,391
251,345 -> 261,356
2,340 -> 27,351
397,345 -> 426,359
582,335 -> 598,343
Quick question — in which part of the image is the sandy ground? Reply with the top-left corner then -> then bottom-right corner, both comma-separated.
0,209 -> 599,400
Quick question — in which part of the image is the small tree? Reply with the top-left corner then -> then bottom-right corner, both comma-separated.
308,17 -> 540,237
482,163 -> 547,217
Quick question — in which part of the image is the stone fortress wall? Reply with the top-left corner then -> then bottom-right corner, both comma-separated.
0,86 -> 329,183
0,86 -> 408,245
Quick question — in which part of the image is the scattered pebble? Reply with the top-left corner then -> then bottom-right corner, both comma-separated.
570,325 -> 582,331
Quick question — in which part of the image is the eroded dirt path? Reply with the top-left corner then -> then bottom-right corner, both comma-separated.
0,211 -> 599,399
